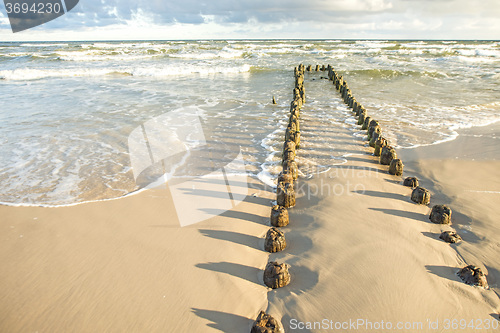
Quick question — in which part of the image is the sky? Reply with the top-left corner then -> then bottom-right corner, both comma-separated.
0,0 -> 499,41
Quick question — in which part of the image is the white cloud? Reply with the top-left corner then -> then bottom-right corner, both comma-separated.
376,20 -> 403,30
0,0 -> 498,40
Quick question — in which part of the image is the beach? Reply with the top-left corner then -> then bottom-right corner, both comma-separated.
2,65 -> 500,332
267,121 -> 500,332
0,176 -> 274,332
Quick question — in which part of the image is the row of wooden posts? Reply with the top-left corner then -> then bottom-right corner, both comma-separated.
251,63 -> 488,332
326,64 -> 489,289
251,65 -> 306,332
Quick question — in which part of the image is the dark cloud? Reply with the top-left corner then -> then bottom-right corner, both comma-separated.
19,0 -> 399,28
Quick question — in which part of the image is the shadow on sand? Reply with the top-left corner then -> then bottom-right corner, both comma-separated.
192,308 -> 252,332
369,207 -> 426,222
195,261 -> 261,286
353,189 -> 408,201
425,265 -> 460,283
199,229 -> 262,249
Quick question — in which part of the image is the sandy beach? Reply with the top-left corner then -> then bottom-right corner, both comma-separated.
1,71 -> 500,333
267,119 -> 500,332
0,177 -> 275,332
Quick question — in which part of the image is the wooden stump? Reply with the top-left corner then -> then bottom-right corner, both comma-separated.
270,205 -> 289,227
348,96 -> 355,108
282,149 -> 295,162
356,106 -> 366,117
352,100 -> 359,114
285,129 -> 300,148
264,227 -> 287,253
403,177 -> 419,187
374,136 -> 388,156
277,182 -> 295,208
389,158 -> 404,176
411,187 -> 431,205
358,111 -> 367,125
458,265 -> 488,288
282,160 -> 298,180
285,122 -> 296,138
429,204 -> 452,224
361,116 -> 372,130
369,131 -> 381,148
295,75 -> 304,87
264,261 -> 291,289
290,100 -> 300,113
380,146 -> 397,165
367,124 -> 381,141
251,311 -> 283,333
283,140 -> 296,154
440,231 -> 462,243
278,171 -> 293,185
289,116 -> 300,132
336,76 -> 343,90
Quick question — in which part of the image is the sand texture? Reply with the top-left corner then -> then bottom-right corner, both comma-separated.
0,177 -> 275,332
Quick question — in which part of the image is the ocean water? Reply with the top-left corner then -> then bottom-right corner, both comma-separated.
0,40 -> 499,206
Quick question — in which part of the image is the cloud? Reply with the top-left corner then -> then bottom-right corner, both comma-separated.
0,0 -> 498,40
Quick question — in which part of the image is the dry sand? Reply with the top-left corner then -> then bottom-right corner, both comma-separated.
0,177 -> 275,332
1,99 -> 499,332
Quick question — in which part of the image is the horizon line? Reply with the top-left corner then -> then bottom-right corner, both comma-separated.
1,38 -> 499,43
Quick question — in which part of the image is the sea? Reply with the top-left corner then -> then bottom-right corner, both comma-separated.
0,40 -> 499,206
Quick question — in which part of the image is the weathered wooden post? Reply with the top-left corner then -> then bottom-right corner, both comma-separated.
458,265 -> 488,288
411,187 -> 431,205
277,182 -> 296,208
270,205 -> 289,227
403,177 -> 419,187
263,261 -> 291,289
265,227 -> 287,253
374,136 -> 387,156
251,311 -> 283,333
380,146 -> 397,165
388,158 -> 404,176
429,205 -> 452,224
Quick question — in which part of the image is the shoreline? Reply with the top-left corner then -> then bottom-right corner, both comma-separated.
3,120 -> 498,209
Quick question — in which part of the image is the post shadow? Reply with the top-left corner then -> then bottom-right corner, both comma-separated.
191,308 -> 252,332
421,231 -> 445,242
199,229 -> 261,249
369,207 -> 427,222
199,208 -> 266,225
354,190 -> 408,201
195,261 -> 261,286
425,265 -> 460,283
